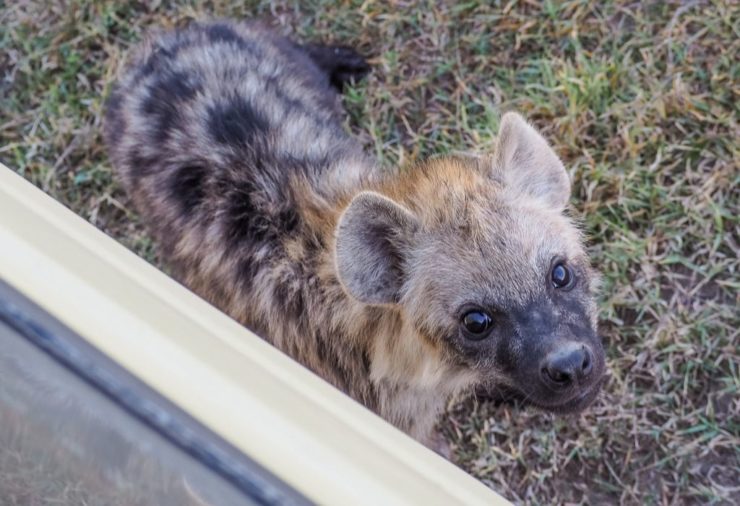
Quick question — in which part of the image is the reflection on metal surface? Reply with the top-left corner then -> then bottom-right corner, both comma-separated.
0,280 -> 308,506
0,323 -> 244,505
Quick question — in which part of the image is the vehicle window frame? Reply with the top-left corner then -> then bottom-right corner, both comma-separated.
0,278 -> 311,506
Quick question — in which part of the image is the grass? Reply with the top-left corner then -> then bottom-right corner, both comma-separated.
1,1 -> 738,504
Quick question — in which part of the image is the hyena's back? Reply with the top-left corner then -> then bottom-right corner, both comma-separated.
105,21 -> 370,309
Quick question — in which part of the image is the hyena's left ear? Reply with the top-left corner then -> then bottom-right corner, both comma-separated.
492,112 -> 571,210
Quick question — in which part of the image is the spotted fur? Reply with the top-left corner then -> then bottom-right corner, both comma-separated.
105,20 -> 605,445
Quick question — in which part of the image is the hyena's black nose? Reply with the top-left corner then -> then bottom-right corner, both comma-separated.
541,344 -> 593,388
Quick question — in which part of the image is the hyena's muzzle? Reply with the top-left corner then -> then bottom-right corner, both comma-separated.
492,297 -> 607,413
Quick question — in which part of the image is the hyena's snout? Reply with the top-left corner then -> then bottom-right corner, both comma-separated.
530,335 -> 606,413
496,300 -> 607,413
540,342 -> 595,390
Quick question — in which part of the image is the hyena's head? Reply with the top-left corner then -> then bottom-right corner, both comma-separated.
335,112 -> 606,413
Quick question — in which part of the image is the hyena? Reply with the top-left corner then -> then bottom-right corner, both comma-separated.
105,20 -> 606,445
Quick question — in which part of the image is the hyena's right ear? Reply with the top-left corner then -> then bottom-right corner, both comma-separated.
492,112 -> 571,210
335,192 -> 419,305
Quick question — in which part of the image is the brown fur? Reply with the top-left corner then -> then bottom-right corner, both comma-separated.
105,20 -> 606,445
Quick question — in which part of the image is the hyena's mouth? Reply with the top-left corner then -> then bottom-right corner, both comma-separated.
533,377 -> 606,414
477,375 -> 607,414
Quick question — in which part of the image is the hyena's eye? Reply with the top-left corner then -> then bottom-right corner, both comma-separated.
551,262 -> 574,289
461,310 -> 493,340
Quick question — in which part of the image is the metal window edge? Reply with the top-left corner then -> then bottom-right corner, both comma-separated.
0,278 -> 310,505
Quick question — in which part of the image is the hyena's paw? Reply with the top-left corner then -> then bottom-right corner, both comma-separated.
303,44 -> 371,90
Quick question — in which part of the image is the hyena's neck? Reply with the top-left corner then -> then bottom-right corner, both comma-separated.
286,168 -> 462,442
305,270 -> 452,441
